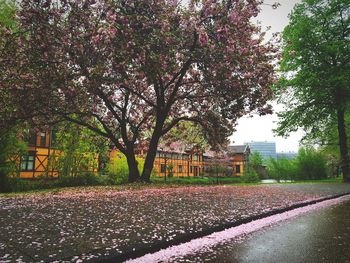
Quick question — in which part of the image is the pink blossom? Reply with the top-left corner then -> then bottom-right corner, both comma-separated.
108,27 -> 117,37
229,11 -> 241,24
243,72 -> 252,78
199,31 -> 209,46
91,35 -> 100,45
239,47 -> 248,54
106,10 -> 116,23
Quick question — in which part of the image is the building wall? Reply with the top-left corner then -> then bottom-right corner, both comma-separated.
233,161 -> 244,176
232,153 -> 247,176
111,147 -> 250,178
246,141 -> 276,160
110,149 -> 205,177
153,151 -> 205,177
16,130 -> 98,178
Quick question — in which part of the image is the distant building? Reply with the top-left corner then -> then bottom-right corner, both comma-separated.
245,141 -> 276,160
111,143 -> 250,177
277,152 -> 297,160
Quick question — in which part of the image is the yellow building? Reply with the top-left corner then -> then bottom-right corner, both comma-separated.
227,145 -> 250,176
110,143 -> 250,178
153,144 -> 204,177
13,130 -> 98,178
109,143 -> 205,177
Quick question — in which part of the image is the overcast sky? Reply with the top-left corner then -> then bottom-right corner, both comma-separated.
230,0 -> 302,153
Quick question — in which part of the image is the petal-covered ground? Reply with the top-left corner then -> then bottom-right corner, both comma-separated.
0,183 -> 350,262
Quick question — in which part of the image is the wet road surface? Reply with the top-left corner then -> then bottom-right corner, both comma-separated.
170,199 -> 350,263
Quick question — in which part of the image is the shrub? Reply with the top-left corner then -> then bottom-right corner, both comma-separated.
108,155 -> 144,184
267,148 -> 330,181
241,167 -> 260,183
57,172 -> 106,187
1,173 -> 107,193
2,177 -> 57,193
267,157 -> 297,182
295,148 -> 329,180
0,126 -> 26,192
248,152 -> 267,179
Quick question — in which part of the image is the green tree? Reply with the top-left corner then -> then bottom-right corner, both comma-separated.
52,122 -> 109,177
249,152 -> 264,167
0,1 -> 24,192
1,0 -> 276,183
247,152 -> 267,179
267,157 -> 296,182
241,166 -> 260,183
0,126 -> 26,192
295,148 -> 329,180
0,0 -> 16,29
276,0 -> 350,182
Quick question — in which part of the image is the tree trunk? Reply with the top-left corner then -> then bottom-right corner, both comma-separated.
141,130 -> 162,182
125,147 -> 140,183
337,109 -> 350,182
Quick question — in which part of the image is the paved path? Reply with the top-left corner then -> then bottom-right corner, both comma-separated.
170,196 -> 350,263
0,183 -> 350,262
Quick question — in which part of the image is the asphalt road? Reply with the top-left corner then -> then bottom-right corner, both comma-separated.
171,199 -> 350,263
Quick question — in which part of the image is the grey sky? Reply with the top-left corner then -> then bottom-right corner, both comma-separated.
230,0 -> 302,152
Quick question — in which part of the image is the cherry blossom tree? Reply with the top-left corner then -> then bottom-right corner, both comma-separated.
0,0 -> 277,182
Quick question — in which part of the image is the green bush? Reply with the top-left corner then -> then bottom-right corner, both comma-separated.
0,173 -> 107,193
1,177 -> 57,193
295,148 -> 329,180
108,155 -> 144,184
241,167 -> 260,183
0,126 -> 27,192
267,157 -> 297,182
267,148 -> 330,181
247,152 -> 267,179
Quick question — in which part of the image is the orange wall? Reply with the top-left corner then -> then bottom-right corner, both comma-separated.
109,149 -> 249,177
17,130 -> 98,179
110,149 -> 205,177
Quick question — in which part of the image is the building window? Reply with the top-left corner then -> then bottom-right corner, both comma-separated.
178,165 -> 183,173
160,164 -> 166,173
193,155 -> 199,161
235,165 -> 241,174
40,132 -> 46,146
190,166 -> 193,173
20,151 -> 36,171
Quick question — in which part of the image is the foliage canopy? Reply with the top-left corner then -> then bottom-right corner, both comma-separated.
276,0 -> 350,181
1,0 -> 276,182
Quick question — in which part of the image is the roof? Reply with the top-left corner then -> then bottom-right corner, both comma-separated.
227,145 -> 249,154
158,141 -> 202,154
